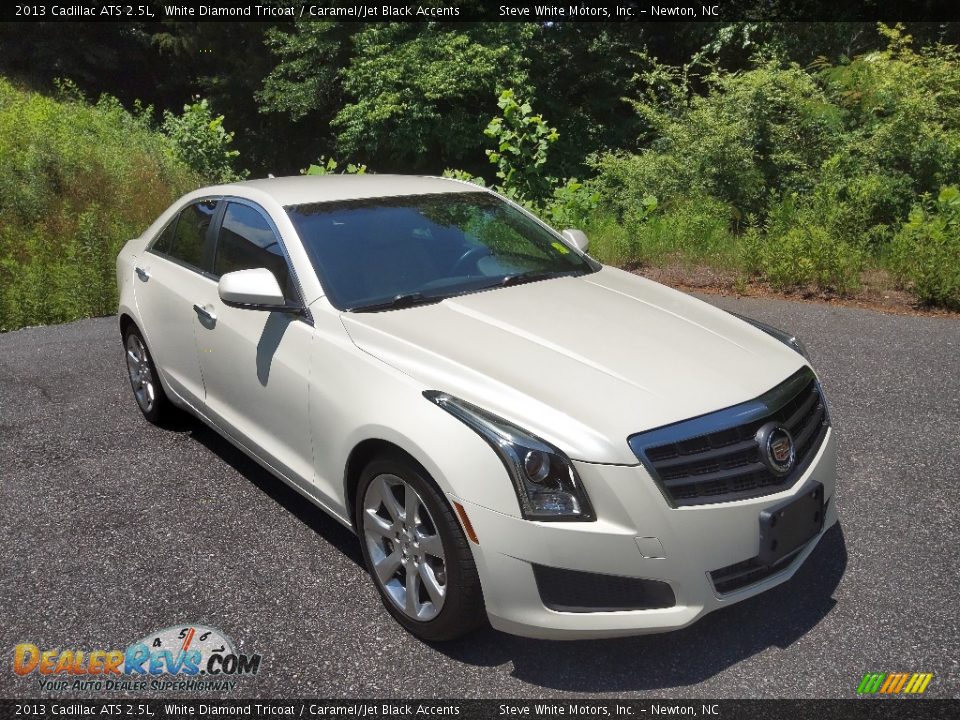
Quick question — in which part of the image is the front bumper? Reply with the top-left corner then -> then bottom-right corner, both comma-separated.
454,428 -> 838,639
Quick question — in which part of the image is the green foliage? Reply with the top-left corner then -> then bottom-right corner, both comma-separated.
258,22 -> 354,124
585,197 -> 733,269
0,79 -> 198,331
587,25 -> 960,305
626,198 -> 737,267
441,168 -> 486,187
543,179 -> 601,230
483,89 -> 560,205
162,98 -> 244,183
755,225 -> 864,293
302,156 -> 367,175
447,91 -> 595,232
601,56 -> 843,220
890,187 -> 960,308
7,21 -> 960,319
331,24 -> 534,173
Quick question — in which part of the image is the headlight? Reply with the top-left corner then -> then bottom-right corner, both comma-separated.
423,391 -> 595,522
731,312 -> 810,360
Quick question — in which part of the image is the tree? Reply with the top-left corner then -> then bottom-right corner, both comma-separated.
333,23 -> 535,173
260,22 -> 533,174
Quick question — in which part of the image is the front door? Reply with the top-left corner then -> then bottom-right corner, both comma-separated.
194,200 -> 316,490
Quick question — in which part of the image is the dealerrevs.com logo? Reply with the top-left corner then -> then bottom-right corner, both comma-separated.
12,624 -> 261,693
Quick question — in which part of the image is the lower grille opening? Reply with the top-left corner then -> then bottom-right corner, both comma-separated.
532,564 -> 676,612
709,553 -> 799,595
710,496 -> 830,595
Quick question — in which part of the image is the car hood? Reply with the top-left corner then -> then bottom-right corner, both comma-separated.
341,266 -> 806,464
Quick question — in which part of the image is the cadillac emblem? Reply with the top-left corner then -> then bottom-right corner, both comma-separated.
755,422 -> 796,475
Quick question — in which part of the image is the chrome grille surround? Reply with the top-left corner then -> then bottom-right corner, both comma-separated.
628,367 -> 829,507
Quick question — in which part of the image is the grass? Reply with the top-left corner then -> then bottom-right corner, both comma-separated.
0,79 -> 199,331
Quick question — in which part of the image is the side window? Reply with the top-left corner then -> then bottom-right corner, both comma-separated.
214,202 -> 294,300
166,200 -> 218,271
151,217 -> 177,254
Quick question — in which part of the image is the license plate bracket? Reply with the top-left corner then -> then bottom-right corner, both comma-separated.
758,481 -> 825,566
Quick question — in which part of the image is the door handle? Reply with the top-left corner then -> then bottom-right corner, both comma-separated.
135,266 -> 151,281
193,304 -> 217,323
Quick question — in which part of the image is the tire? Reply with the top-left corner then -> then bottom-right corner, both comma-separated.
122,325 -> 178,426
356,451 -> 485,642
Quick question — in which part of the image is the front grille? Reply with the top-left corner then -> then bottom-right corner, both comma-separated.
628,368 -> 829,506
531,564 -> 676,612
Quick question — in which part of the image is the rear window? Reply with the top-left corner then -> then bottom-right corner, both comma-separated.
160,200 -> 218,272
151,218 -> 177,255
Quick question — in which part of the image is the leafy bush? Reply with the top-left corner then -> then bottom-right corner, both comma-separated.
162,98 -> 244,183
598,56 -> 842,221
441,168 -> 487,187
484,89 -> 560,205
757,225 -> 864,293
890,187 -> 960,308
0,79 -> 198,331
585,25 -> 960,305
585,196 -> 734,269
302,156 -> 367,175
543,179 -> 600,229
330,24 -> 534,172
624,197 -> 736,268
447,91 -> 597,233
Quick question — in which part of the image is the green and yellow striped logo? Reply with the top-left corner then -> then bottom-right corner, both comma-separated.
857,672 -> 934,695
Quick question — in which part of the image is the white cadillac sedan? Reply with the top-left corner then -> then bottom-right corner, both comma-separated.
117,175 -> 837,641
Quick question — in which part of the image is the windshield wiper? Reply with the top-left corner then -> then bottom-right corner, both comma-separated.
349,292 -> 444,313
497,269 -> 576,288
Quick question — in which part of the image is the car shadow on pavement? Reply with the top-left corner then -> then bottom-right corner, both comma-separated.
183,417 -> 365,568
436,523 -> 848,692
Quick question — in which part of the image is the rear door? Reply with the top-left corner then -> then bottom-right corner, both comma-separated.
194,199 -> 316,489
134,198 -> 220,406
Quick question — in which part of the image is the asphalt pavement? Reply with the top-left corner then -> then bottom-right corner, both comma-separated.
1,295 -> 958,699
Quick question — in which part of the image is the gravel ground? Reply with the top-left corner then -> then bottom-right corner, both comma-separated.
1,295 -> 958,699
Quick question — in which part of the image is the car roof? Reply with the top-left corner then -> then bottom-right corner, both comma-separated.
205,174 -> 483,207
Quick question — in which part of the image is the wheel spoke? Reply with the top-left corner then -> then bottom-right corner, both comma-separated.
404,484 -> 419,525
378,477 -> 403,522
373,550 -> 402,584
418,561 -> 445,606
364,509 -> 395,538
405,566 -> 419,616
418,533 -> 444,560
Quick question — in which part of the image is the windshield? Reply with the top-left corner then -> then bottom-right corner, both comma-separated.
285,191 -> 599,311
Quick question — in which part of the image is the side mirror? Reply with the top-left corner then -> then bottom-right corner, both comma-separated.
218,268 -> 302,314
561,229 -> 589,254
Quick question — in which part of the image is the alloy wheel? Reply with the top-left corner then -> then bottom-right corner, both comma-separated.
125,333 -> 156,414
362,473 -> 447,621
